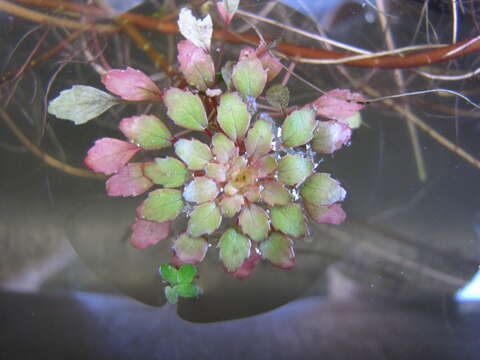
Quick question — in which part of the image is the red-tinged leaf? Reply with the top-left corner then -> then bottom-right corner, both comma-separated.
258,51 -> 282,81
240,45 -> 281,81
231,249 -> 261,278
130,219 -> 170,249
84,138 -> 141,175
172,233 -> 208,265
252,155 -> 277,178
260,232 -> 295,269
304,202 -> 346,225
239,47 -> 257,60
119,114 -> 172,150
311,121 -> 352,154
216,1 -> 235,24
106,163 -> 153,197
232,56 -> 267,98
312,89 -> 365,120
218,228 -> 251,273
177,40 -> 215,90
101,67 -> 161,101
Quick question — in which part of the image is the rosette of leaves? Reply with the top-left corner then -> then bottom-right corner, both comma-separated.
47,5 -> 365,282
79,81 -> 352,278
159,264 -> 201,304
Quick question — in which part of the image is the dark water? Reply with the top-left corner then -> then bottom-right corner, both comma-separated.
0,0 -> 479,359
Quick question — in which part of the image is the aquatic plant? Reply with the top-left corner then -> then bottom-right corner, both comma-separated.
48,2 -> 364,303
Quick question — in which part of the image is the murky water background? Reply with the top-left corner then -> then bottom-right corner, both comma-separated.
1,0 -> 479,358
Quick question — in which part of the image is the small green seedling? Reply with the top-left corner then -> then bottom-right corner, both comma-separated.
158,264 -> 202,304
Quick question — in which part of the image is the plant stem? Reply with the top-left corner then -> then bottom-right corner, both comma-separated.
0,107 -> 105,179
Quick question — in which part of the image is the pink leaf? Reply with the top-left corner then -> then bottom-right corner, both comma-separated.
177,40 -> 215,90
239,46 -> 282,81
258,52 -> 282,82
304,202 -> 346,225
106,163 -> 153,197
230,249 -> 261,278
312,89 -> 365,120
216,2 -> 235,25
84,138 -> 141,175
101,67 -> 161,101
239,47 -> 256,60
130,219 -> 170,249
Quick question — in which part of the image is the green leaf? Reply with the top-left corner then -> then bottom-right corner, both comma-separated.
119,114 -> 172,150
300,173 -> 346,206
238,204 -> 270,242
277,154 -> 313,185
187,202 -> 222,236
266,84 -> 289,109
343,112 -> 362,129
245,119 -> 274,159
270,203 -> 307,237
221,61 -> 235,90
163,88 -> 207,131
174,138 -> 212,170
173,233 -> 209,264
139,189 -> 184,222
174,283 -> 201,298
261,181 -> 291,206
254,155 -> 277,178
219,194 -> 244,217
205,162 -> 227,182
281,108 -> 317,147
164,286 -> 178,304
232,57 -> 267,98
48,85 -> 117,124
212,133 -> 238,163
144,157 -> 187,187
260,232 -> 295,269
216,92 -> 251,141
159,264 -> 179,284
183,177 -> 219,203
178,264 -> 197,284
218,228 -> 251,272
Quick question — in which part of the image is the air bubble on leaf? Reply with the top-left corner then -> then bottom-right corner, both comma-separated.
245,95 -> 258,114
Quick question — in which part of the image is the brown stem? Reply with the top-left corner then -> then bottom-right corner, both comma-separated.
114,18 -> 174,76
0,107 -> 105,179
1,28 -> 85,84
6,0 -> 480,70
